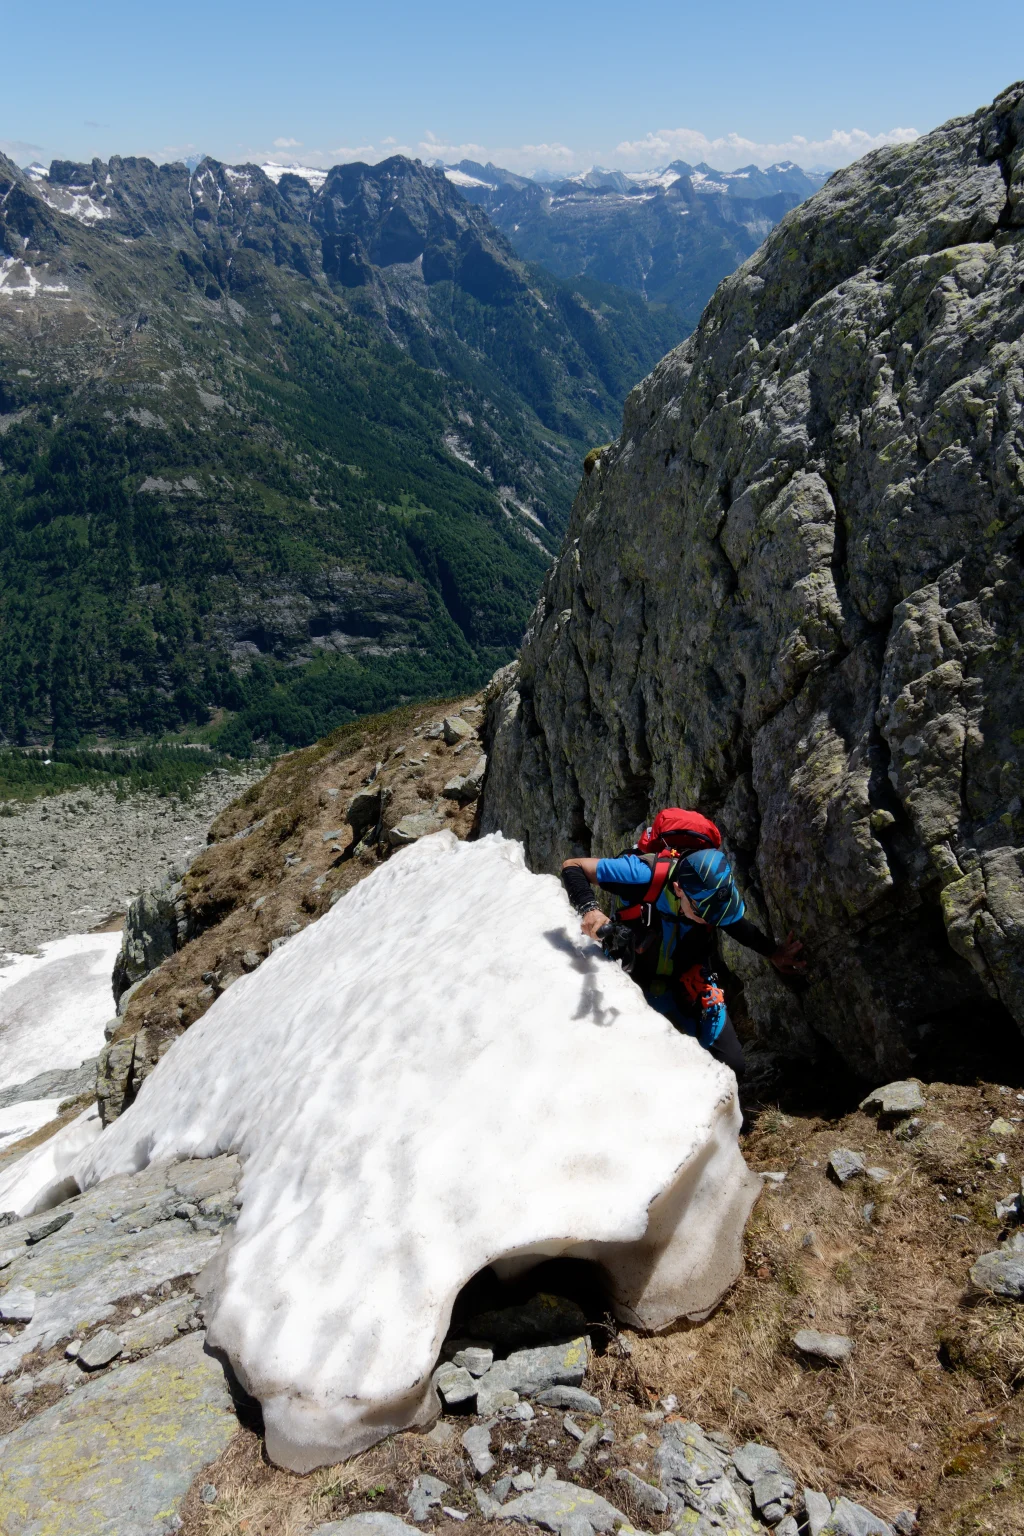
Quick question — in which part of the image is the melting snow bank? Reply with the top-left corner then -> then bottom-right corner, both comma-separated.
73,832 -> 759,1471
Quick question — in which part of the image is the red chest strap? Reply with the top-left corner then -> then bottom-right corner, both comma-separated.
618,853 -> 676,924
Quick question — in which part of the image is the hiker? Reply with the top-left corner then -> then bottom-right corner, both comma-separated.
561,808 -> 804,1076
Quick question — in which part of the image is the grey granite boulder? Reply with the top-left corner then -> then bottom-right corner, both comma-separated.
480,80 -> 1024,1078
317,1519 -> 421,1536
860,1081 -> 925,1122
820,1497 -> 895,1535
969,1249 -> 1024,1298
614,1470 -> 668,1517
473,1336 -> 589,1407
805,1489 -> 834,1536
0,1334 -> 237,1535
498,1477 -> 625,1535
655,1423 -> 764,1534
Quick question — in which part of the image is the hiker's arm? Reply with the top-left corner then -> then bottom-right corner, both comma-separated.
561,858 -> 600,913
727,917 -> 805,974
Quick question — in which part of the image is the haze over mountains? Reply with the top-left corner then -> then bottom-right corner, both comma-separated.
0,151 -> 682,751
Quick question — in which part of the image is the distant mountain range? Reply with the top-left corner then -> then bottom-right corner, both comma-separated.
0,153 -> 683,751
437,158 -> 829,328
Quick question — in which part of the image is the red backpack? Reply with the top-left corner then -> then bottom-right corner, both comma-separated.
620,809 -> 722,924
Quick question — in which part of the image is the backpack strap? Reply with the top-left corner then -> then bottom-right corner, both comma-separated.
618,852 -> 677,927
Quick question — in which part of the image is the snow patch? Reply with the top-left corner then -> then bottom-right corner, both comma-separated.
0,1097 -> 63,1156
0,932 -> 122,1091
0,257 -> 70,299
444,168 -> 493,189
260,162 -> 328,189
73,832 -> 759,1471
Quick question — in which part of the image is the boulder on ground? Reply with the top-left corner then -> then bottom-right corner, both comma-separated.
859,1082 -> 925,1123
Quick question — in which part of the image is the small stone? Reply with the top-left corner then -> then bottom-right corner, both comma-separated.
389,811 -> 445,847
894,1118 -> 922,1142
462,1424 -> 495,1476
424,1422 -> 456,1449
563,1415 -> 585,1441
493,1477 -> 513,1503
476,1490 -> 503,1521
820,1495 -> 895,1534
989,1117 -> 1015,1136
859,1081 -> 925,1123
25,1211 -> 74,1244
805,1489 -> 833,1536
512,1472 -> 535,1491
731,1386 -> 751,1403
408,1474 -> 449,1521
794,1329 -> 855,1364
441,1509 -> 467,1522
77,1328 -> 123,1369
640,1410 -> 664,1425
865,1167 -> 891,1183
434,1362 -> 476,1406
476,1382 -> 520,1414
862,1203 -> 876,1225
892,1514 -> 917,1535
828,1149 -> 866,1185
970,1249 -> 1024,1298
775,1520 -> 800,1536
567,1421 -> 604,1471
452,1345 -> 493,1376
201,1484 -> 218,1505
241,951 -> 261,972
761,1170 -> 787,1183
659,1394 -> 678,1412
752,1470 -> 795,1512
614,1469 -> 668,1516
535,1386 -> 602,1414
994,1193 -> 1021,1222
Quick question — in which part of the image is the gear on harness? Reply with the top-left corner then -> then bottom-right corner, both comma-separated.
678,961 -> 727,1047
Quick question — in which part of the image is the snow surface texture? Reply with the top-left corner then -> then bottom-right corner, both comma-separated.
74,832 -> 760,1471
0,932 -> 121,1091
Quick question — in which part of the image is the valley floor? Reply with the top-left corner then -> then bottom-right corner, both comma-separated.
0,766 -> 266,954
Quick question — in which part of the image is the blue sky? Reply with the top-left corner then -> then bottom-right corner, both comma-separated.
3,0 -> 1022,176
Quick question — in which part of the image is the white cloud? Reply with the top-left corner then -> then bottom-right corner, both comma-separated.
273,136 -> 303,149
612,124 -> 919,171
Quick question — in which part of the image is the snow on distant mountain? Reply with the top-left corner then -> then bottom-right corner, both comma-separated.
260,162 -> 328,189
441,155 -> 827,326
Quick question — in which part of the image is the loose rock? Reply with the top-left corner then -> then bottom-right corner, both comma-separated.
537,1386 -> 602,1414
613,1470 -> 668,1517
805,1489 -> 834,1536
828,1149 -> 866,1185
407,1474 -> 449,1521
77,1327 -> 124,1369
859,1082 -> 925,1123
820,1496 -> 895,1535
969,1250 -> 1024,1299
462,1423 -> 495,1476
452,1345 -> 493,1376
498,1477 -> 625,1536
793,1329 -> 855,1364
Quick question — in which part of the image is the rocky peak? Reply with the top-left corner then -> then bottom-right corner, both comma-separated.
481,79 -> 1024,1079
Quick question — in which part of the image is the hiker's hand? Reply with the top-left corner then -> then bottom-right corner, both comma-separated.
771,932 -> 805,975
581,909 -> 607,941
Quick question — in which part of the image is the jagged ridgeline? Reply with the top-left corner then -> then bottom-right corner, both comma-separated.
0,153 -> 684,751
482,81 -> 1024,1079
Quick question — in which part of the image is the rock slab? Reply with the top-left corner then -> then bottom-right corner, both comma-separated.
0,1333 -> 237,1536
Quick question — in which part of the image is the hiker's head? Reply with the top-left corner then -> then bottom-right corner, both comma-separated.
637,808 -> 722,855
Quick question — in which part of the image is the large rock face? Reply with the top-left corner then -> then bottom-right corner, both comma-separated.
481,82 -> 1024,1077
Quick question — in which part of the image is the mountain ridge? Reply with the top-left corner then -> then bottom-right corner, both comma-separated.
0,149 -> 683,752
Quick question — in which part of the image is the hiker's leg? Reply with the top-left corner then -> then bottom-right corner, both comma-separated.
709,1015 -> 746,1078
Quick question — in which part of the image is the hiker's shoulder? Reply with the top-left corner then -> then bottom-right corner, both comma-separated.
595,852 -> 649,884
